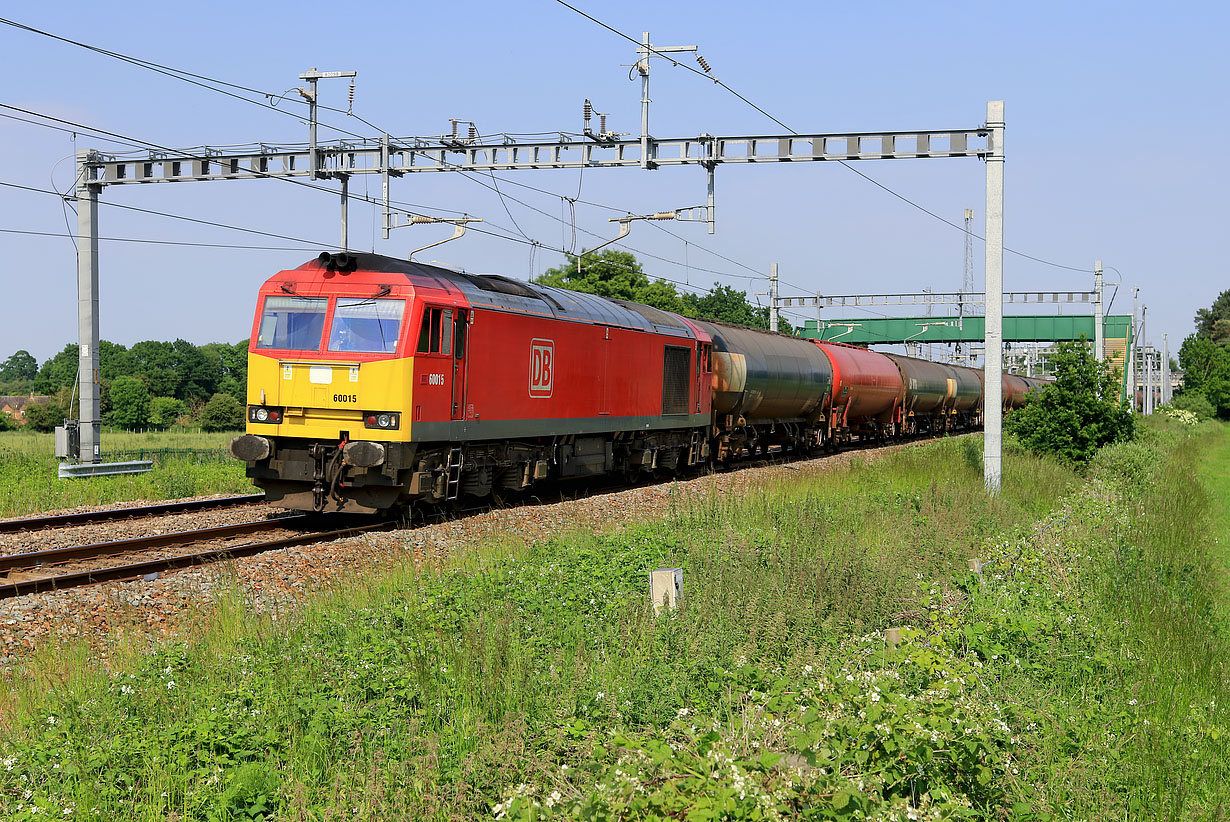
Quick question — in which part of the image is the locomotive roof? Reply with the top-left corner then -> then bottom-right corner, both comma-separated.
296,252 -> 695,339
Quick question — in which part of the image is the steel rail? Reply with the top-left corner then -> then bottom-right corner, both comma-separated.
0,521 -> 397,598
0,494 -> 266,534
0,515 -> 307,573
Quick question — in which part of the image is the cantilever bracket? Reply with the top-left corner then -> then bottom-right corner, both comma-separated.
404,216 -> 482,261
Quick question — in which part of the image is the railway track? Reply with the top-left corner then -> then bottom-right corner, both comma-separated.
0,494 -> 266,533
0,515 -> 398,599
0,432 -> 965,599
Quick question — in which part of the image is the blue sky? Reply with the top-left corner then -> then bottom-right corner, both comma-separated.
1,0 -> 1224,363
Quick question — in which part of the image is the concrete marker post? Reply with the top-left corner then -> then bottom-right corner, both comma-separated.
650,568 -> 683,614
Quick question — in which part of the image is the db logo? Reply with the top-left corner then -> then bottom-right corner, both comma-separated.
529,339 -> 554,398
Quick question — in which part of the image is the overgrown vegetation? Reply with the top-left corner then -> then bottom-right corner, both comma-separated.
2,423 -> 1225,820
1165,390 -> 1217,421
1006,339 -> 1135,464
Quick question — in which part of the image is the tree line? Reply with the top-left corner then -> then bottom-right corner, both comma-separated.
2,251 -> 794,434
1176,288 -> 1230,419
536,250 -> 795,333
0,339 -> 247,433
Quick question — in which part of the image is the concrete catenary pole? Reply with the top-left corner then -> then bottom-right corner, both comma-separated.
75,149 -> 101,464
769,263 -> 780,332
1141,306 -> 1149,414
1093,261 -> 1104,362
1162,334 -> 1171,404
1128,286 -> 1139,410
983,101 -> 1005,494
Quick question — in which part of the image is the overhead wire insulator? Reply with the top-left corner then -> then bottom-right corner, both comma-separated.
649,212 -> 677,221
410,215 -> 440,224
696,54 -> 712,73
600,114 -> 607,134
583,99 -> 593,125
347,79 -> 355,114
468,124 -> 477,140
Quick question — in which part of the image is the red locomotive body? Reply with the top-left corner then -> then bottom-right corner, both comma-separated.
408,280 -> 713,443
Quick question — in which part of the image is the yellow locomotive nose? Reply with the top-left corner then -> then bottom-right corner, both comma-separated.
245,357 -> 411,443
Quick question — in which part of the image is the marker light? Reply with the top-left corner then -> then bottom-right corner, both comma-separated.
363,412 -> 400,430
248,405 -> 284,424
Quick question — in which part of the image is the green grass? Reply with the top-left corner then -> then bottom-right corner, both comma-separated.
0,426 -> 1224,820
0,429 -> 237,457
0,429 -> 251,517
981,419 -> 1230,818
1196,423 -> 1230,617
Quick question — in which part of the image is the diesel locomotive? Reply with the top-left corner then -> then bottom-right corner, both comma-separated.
230,252 -> 1044,513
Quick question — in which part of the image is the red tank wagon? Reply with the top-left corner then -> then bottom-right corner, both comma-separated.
809,342 -> 903,443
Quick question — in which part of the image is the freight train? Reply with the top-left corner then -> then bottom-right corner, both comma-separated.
230,252 -> 1046,513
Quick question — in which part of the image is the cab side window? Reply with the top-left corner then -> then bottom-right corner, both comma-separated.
417,308 -> 444,354
453,313 -> 467,359
416,305 -> 468,358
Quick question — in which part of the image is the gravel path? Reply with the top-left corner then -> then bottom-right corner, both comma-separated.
0,444 -> 919,668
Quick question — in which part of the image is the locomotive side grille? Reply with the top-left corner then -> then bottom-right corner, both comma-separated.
662,346 -> 691,415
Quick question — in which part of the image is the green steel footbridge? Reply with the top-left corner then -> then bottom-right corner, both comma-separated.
797,314 -> 1133,394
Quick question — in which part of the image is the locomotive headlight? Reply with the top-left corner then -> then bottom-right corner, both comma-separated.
377,413 -> 392,428
255,408 -> 269,422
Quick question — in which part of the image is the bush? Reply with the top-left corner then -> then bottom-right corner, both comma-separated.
1005,339 -> 1135,464
199,393 -> 244,432
1167,390 -> 1216,421
22,400 -> 67,433
1087,439 -> 1159,490
149,396 -> 187,429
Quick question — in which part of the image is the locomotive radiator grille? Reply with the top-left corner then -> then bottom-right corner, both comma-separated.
662,346 -> 691,415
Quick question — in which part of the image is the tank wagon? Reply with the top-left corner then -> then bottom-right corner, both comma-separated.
692,320 -> 833,459
810,341 -> 902,443
231,252 -> 1039,514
